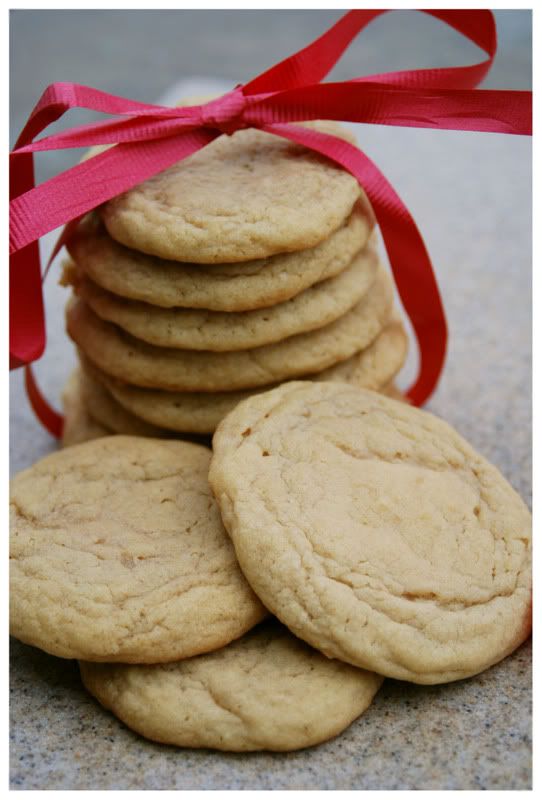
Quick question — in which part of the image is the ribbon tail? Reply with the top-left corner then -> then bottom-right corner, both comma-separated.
10,150 -> 45,367
10,243 -> 45,368
265,124 -> 447,406
15,218 -> 85,434
43,216 -> 85,282
10,129 -> 218,438
248,84 -> 532,136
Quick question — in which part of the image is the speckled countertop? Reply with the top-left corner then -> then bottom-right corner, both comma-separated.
10,12 -> 531,790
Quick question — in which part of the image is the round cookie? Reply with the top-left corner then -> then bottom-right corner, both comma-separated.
79,620 -> 383,752
209,382 -> 532,685
10,436 -> 266,662
69,248 -> 378,351
67,207 -> 372,311
65,265 -> 393,392
61,368 -> 111,447
80,318 -> 407,434
101,121 -> 363,263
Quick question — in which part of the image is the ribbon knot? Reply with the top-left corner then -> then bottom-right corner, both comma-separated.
197,87 -> 248,136
8,10 -> 532,437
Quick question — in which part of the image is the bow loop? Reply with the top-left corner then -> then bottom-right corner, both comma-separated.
197,87 -> 249,136
9,10 -> 533,436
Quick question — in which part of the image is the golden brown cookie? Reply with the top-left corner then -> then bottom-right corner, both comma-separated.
209,382 -> 532,685
10,436 -> 266,662
78,367 -> 172,438
318,316 -> 408,387
80,620 -> 383,752
101,122 -> 363,263
76,367 -> 211,445
381,381 -> 408,403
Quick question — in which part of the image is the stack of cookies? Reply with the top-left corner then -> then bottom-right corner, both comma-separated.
61,120 -> 408,444
10,384 -> 532,753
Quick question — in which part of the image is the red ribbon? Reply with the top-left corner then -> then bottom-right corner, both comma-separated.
10,9 -> 532,437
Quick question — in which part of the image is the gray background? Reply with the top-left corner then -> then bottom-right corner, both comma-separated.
10,10 -> 532,791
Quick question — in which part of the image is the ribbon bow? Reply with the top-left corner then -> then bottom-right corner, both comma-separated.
10,9 -> 532,436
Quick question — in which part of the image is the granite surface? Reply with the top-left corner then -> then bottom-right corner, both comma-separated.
9,10 -> 532,791
9,639 -> 532,791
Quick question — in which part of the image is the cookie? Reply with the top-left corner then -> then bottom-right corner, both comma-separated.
77,367 -> 211,445
10,436 -> 266,662
381,381 -> 408,403
317,316 -> 407,387
101,121 -> 363,263
69,248 -> 378,351
61,368 -> 111,447
79,318 -> 407,434
209,382 -> 532,685
67,206 -> 372,312
79,620 -> 383,752
78,367 -> 172,438
66,265 -> 393,392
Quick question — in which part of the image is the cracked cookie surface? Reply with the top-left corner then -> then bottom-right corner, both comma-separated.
100,122 -> 363,263
10,436 -> 265,662
209,382 -> 532,684
79,620 -> 383,752
66,264 -> 393,392
67,206 -> 371,311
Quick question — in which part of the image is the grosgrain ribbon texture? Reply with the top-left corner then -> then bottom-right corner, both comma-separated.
9,9 -> 532,436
